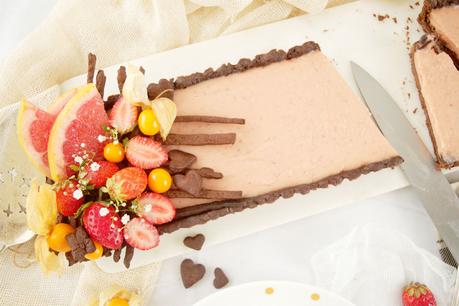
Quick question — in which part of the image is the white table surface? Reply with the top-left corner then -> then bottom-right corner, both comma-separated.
0,1 -> 443,305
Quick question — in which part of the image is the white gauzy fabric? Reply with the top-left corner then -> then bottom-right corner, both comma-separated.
0,0 -> 334,109
311,225 -> 457,306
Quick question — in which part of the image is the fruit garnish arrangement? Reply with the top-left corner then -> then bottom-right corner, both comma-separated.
19,54 -> 185,272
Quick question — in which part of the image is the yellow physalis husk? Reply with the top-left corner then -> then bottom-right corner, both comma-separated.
26,178 -> 57,236
122,64 -> 149,107
151,97 -> 177,140
91,284 -> 141,306
34,235 -> 64,275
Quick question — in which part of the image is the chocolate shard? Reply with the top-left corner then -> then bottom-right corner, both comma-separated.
139,66 -> 145,75
103,247 -> 112,257
166,189 -> 242,200
195,167 -> 223,179
173,170 -> 203,197
117,66 -> 126,93
175,116 -> 245,125
164,133 -> 236,146
87,53 -> 96,84
147,79 -> 174,100
46,177 -> 55,185
68,217 -> 78,228
105,94 -> 120,111
124,245 -> 135,269
183,234 -> 205,250
96,70 -> 106,99
168,150 -> 197,173
84,238 -> 96,254
213,268 -> 229,289
66,252 -> 77,266
113,248 -> 122,263
180,259 -> 206,288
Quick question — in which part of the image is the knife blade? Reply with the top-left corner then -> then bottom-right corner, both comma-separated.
351,61 -> 459,261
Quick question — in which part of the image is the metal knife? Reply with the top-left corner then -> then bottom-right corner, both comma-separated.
351,62 -> 459,263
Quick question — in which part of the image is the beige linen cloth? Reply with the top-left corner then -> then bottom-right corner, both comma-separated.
0,0 -> 349,305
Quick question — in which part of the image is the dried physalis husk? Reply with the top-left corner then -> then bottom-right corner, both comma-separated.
34,235 -> 64,275
151,97 -> 177,140
26,178 -> 57,236
89,284 -> 141,306
122,64 -> 149,107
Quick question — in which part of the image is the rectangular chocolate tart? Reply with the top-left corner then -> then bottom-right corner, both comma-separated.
145,42 -> 403,234
410,36 -> 459,168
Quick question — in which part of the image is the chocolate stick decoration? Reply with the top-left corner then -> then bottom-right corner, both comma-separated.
96,70 -> 106,98
87,53 -> 96,84
164,133 -> 236,146
117,66 -> 126,93
175,116 -> 245,125
166,189 -> 242,199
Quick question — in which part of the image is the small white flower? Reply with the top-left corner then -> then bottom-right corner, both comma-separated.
121,214 -> 130,225
99,207 -> 109,217
121,202 -> 127,207
113,139 -> 119,145
74,156 -> 83,164
72,189 -> 84,200
144,204 -> 152,212
97,135 -> 107,143
90,162 -> 100,172
80,143 -> 86,148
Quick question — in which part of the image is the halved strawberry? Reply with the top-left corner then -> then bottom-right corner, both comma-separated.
125,136 -> 167,169
109,96 -> 138,134
137,192 -> 176,225
82,202 -> 123,249
83,160 -> 119,188
123,217 -> 159,250
56,180 -> 85,216
106,167 -> 147,201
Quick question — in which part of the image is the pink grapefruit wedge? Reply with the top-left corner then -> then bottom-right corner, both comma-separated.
16,88 -> 78,177
48,84 -> 109,181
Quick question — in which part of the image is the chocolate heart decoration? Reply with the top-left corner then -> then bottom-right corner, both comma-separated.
213,267 -> 229,289
180,259 -> 206,288
168,150 -> 197,173
183,234 -> 205,250
174,170 -> 202,196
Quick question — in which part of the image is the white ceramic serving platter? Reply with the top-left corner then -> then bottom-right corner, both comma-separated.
57,0 -> 434,271
193,281 -> 355,306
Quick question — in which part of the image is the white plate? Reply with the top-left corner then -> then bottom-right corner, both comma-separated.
193,281 -> 355,306
52,0 -> 442,271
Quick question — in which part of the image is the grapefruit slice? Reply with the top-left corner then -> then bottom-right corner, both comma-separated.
17,100 -> 55,177
48,84 -> 109,181
17,89 -> 78,177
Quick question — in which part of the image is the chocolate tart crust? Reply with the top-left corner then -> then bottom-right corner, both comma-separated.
410,37 -> 459,168
418,0 -> 459,66
158,156 -> 403,234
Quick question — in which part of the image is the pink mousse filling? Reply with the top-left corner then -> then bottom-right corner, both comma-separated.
169,50 -> 399,208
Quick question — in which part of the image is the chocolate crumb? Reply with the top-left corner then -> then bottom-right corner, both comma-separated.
183,234 -> 205,250
213,268 -> 229,289
413,108 -> 418,114
392,17 -> 398,24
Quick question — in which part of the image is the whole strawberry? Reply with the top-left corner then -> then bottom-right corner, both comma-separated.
82,202 -> 123,249
56,180 -> 85,216
83,160 -> 119,188
106,167 -> 147,201
402,282 -> 437,306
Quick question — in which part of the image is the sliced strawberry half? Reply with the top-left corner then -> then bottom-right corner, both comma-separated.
124,217 -> 160,250
82,202 -> 124,249
125,136 -> 167,169
83,160 -> 119,188
109,96 -> 138,134
137,192 -> 176,225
